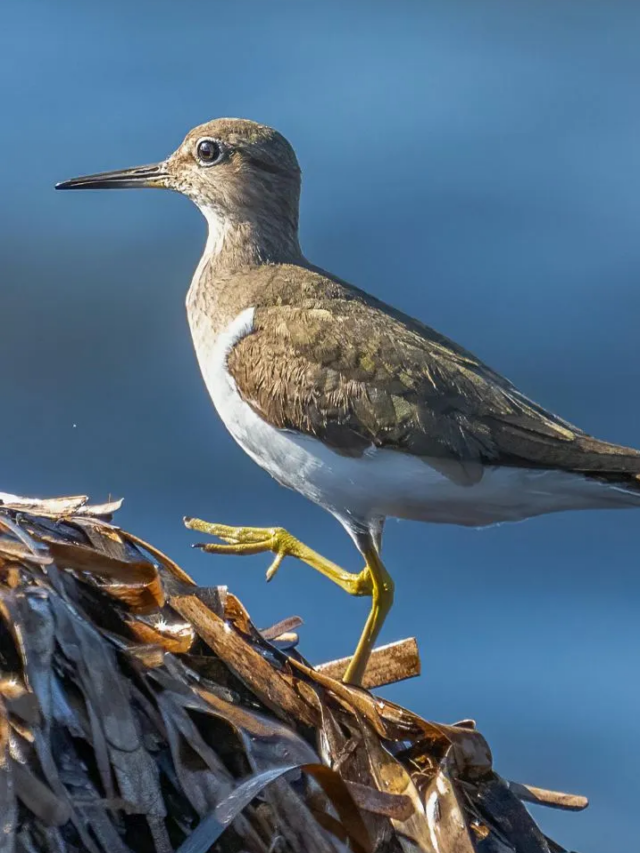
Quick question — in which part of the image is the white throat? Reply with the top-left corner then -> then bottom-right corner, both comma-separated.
199,205 -> 231,258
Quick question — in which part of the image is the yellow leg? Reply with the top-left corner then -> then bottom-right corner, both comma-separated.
183,518 -> 394,686
342,545 -> 394,685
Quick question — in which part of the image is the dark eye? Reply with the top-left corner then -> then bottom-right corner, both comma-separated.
196,138 -> 224,165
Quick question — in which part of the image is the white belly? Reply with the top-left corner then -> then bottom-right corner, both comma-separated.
192,307 -> 640,531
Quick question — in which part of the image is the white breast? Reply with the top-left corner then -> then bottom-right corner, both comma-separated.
193,308 -> 640,533
195,307 -> 367,518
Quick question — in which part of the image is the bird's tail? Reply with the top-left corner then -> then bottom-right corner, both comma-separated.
567,434 -> 640,493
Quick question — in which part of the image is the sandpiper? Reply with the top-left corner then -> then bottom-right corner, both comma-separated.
57,118 -> 640,685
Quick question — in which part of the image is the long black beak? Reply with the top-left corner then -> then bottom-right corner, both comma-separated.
55,162 -> 169,191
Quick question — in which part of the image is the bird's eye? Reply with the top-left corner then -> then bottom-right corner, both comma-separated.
196,138 -> 224,166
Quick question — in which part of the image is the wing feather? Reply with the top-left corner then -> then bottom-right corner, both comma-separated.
226,299 -> 640,484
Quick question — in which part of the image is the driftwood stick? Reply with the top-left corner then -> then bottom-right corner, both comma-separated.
508,780 -> 589,812
316,637 -> 421,689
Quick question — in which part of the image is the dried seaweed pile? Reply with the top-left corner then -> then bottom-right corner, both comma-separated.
0,493 -> 585,853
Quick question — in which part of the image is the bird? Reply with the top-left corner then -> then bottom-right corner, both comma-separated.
56,117 -> 640,685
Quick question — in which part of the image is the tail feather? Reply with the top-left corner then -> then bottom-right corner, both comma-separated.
574,433 -> 640,464
571,435 -> 640,489
493,421 -> 640,489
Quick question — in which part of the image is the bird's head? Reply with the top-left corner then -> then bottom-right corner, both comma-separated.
56,118 -> 303,263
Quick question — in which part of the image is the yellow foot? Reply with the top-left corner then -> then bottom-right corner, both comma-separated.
184,517 -> 395,687
183,518 -> 372,596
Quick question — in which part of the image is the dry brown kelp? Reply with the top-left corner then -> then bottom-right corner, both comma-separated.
0,493 -> 586,852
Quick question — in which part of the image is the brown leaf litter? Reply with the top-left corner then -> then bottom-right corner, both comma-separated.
0,493 -> 587,852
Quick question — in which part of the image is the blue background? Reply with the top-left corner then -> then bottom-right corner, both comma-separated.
2,2 -> 639,849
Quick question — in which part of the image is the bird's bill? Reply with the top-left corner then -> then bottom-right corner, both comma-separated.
55,162 -> 169,191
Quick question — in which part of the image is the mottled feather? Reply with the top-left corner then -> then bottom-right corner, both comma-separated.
224,268 -> 640,488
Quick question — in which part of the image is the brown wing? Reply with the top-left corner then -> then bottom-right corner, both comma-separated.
227,300 -> 640,486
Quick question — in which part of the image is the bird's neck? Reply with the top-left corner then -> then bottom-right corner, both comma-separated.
186,206 -> 305,343
199,206 -> 303,274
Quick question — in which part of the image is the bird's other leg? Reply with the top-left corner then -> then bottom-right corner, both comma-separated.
183,518 -> 372,597
342,524 -> 395,686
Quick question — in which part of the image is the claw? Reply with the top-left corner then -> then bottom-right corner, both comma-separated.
265,551 -> 285,582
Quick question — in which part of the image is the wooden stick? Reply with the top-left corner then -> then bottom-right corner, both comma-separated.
508,780 -> 588,812
316,638 -> 420,689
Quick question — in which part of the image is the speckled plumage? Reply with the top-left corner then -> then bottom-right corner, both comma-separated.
224,275 -> 640,487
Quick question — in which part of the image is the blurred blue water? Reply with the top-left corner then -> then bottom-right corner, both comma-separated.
2,2 -> 640,849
